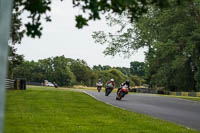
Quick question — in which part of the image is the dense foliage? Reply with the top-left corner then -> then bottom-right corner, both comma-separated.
93,0 -> 200,91
138,0 -> 200,91
10,0 -> 183,45
12,56 -> 144,87
130,61 -> 145,77
7,46 -> 24,79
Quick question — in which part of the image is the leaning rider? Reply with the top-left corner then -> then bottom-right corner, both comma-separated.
117,80 -> 130,94
96,78 -> 103,87
106,78 -> 116,89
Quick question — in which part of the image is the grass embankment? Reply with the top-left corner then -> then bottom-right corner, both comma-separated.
5,87 -> 200,133
72,85 -> 119,93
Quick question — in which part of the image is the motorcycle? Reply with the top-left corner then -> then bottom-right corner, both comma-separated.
116,85 -> 129,100
96,82 -> 103,92
105,83 -> 114,96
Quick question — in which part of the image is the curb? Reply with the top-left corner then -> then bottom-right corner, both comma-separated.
82,91 -> 127,111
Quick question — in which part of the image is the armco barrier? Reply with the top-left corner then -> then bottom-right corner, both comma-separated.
170,92 -> 177,96
182,92 -> 188,96
188,92 -> 196,97
168,91 -> 199,97
176,92 -> 182,96
170,91 -> 199,97
5,79 -> 26,90
131,88 -> 200,97
26,82 -> 42,86
5,79 -> 15,89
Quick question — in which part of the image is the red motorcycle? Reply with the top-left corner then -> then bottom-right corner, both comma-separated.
116,85 -> 129,100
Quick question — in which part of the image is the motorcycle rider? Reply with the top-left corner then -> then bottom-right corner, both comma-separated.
96,78 -> 103,92
106,79 -> 116,89
105,79 -> 116,96
53,82 -> 58,88
117,80 -> 130,95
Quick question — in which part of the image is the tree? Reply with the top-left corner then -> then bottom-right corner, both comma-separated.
13,61 -> 42,82
130,75 -> 144,86
13,56 -> 76,86
10,0 -> 183,45
51,56 -> 75,86
93,65 -> 103,71
7,46 -> 24,79
114,67 -> 131,77
93,65 -> 112,71
143,1 -> 200,91
92,0 -> 200,91
70,59 -> 94,86
130,61 -> 145,77
72,0 -> 183,28
11,0 -> 52,44
97,69 -> 128,87
52,66 -> 75,86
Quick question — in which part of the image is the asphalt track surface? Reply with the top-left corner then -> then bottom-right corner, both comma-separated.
84,90 -> 200,130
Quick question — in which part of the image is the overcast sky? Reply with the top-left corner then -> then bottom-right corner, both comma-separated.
16,0 -> 145,68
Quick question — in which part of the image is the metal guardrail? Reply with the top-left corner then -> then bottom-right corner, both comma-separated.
131,88 -> 200,97
26,82 -> 43,86
5,79 -> 15,89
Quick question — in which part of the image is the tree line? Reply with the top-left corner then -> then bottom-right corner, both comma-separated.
10,55 -> 145,87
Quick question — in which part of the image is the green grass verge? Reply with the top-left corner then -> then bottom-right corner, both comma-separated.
161,95 -> 200,102
4,87 -> 200,133
130,92 -> 200,102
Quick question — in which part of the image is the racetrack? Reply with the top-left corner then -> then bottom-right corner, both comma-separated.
84,90 -> 200,130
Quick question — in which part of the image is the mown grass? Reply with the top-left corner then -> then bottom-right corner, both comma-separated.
69,85 -> 119,93
4,87 -> 200,133
160,95 -> 200,102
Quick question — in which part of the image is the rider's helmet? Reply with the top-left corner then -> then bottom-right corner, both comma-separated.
110,79 -> 114,82
125,80 -> 130,84
98,78 -> 101,81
